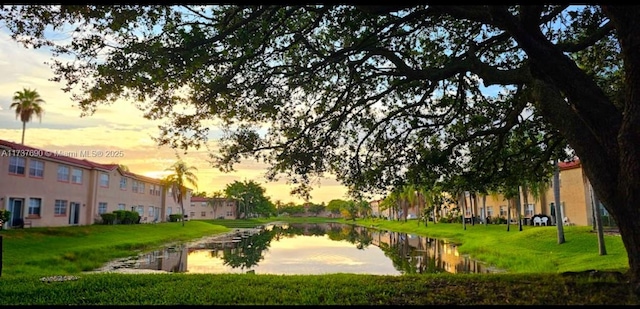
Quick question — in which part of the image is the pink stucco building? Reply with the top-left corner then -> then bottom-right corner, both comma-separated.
0,139 -> 192,229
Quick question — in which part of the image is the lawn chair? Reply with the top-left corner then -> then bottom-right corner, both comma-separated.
541,216 -> 549,226
533,216 -> 542,226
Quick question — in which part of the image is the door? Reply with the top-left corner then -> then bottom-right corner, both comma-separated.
9,198 -> 24,228
69,202 -> 80,225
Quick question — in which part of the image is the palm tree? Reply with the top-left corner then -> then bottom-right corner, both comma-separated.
162,158 -> 198,227
10,88 -> 45,144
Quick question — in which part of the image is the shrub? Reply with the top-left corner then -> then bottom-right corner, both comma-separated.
112,210 -> 140,224
0,209 -> 10,230
169,214 -> 182,222
100,213 -> 116,225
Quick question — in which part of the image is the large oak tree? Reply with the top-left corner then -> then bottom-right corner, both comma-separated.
2,5 -> 639,289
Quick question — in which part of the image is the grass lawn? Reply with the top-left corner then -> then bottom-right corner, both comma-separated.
0,218 -> 636,305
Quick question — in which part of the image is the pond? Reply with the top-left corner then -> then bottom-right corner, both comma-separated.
108,222 -> 504,275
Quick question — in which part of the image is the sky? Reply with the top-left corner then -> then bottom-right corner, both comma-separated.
0,30 -> 350,205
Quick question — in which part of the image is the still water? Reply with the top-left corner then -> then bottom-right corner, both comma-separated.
129,222 -> 503,275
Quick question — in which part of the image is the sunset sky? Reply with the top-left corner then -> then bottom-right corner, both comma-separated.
0,30 -> 351,205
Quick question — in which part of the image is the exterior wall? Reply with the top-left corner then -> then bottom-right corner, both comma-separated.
1,154 -> 94,228
164,188 -> 191,220
0,139 -> 199,229
543,163 -> 593,226
92,169 -> 164,224
188,197 -> 236,220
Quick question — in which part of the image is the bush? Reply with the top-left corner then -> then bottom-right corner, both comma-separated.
99,213 -> 116,225
112,210 -> 140,224
169,214 -> 182,222
0,209 -> 10,230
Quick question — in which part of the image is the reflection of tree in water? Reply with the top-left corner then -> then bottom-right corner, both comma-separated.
218,223 -> 378,270
377,231 -> 445,274
324,224 -> 373,250
220,228 -> 277,270
215,224 -> 458,274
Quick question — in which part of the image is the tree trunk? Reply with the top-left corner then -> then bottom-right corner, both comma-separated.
21,121 -> 26,144
522,184 -> 530,227
507,199 -> 511,232
470,192 -> 476,226
553,159 -> 565,244
589,182 -> 607,255
460,192 -> 466,230
516,187 -> 523,231
180,202 -> 185,227
482,194 -> 487,226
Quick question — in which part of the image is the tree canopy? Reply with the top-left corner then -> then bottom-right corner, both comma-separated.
224,180 -> 275,218
2,5 -> 640,290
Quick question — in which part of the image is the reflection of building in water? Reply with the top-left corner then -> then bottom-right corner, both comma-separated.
137,246 -> 188,272
370,230 -> 498,274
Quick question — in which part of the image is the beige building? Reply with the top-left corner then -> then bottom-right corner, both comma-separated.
189,196 -> 237,220
0,139 -> 190,229
371,159 -> 610,227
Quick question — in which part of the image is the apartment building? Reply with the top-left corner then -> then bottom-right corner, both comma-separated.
371,159 -> 611,227
0,139 -> 190,229
189,196 -> 237,220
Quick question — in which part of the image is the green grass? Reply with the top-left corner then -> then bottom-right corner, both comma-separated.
0,218 -> 636,305
346,218 -> 628,274
0,221 -> 229,277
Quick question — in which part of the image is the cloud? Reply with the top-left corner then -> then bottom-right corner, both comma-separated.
0,28 -> 352,205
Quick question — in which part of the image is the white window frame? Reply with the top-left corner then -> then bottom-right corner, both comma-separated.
28,197 -> 42,216
99,173 -> 109,187
98,202 -> 108,214
71,168 -> 83,184
57,165 -> 70,182
29,159 -> 44,178
8,156 -> 26,175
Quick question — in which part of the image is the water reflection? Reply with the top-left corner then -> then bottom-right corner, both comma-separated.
132,223 -> 502,275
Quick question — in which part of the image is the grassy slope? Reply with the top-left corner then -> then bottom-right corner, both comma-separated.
0,218 -> 636,305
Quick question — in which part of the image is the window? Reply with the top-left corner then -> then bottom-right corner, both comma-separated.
9,156 -> 26,175
167,207 -> 172,215
149,206 -> 154,217
117,203 -> 125,210
149,184 -> 154,195
29,159 -> 44,178
190,211 -> 195,218
136,206 -> 144,216
487,206 -> 494,217
499,205 -> 507,217
190,202 -> 195,207
57,165 -> 70,182
28,198 -> 42,217
139,182 -> 145,194
71,168 -> 83,184
120,177 -> 127,190
525,204 -> 534,216
226,211 -> 233,217
98,202 -> 108,214
227,202 -> 234,207
201,202 -> 207,207
100,173 -> 109,187
54,200 -> 68,215
201,211 -> 206,217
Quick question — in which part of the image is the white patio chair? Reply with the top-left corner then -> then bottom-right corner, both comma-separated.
541,216 -> 549,226
533,217 -> 542,226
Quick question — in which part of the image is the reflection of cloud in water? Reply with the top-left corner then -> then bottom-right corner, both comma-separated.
279,254 -> 365,266
184,234 -> 401,275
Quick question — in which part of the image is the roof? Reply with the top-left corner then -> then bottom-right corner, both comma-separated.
191,196 -> 209,202
0,139 -> 162,184
190,196 -> 236,203
559,158 -> 581,170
